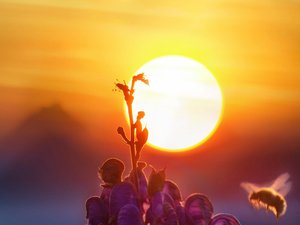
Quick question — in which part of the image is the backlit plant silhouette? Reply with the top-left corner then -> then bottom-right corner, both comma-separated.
116,73 -> 149,188
85,73 -> 243,225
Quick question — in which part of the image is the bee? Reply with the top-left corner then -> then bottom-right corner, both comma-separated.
241,173 -> 291,219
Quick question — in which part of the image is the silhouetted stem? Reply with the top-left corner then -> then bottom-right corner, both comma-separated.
119,133 -> 130,144
127,101 -> 136,170
135,146 -> 141,162
117,75 -> 147,195
127,81 -> 139,192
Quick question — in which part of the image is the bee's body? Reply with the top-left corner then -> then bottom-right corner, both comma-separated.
249,188 -> 286,218
241,173 -> 291,219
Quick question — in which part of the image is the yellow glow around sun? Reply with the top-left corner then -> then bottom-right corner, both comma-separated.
128,55 -> 223,152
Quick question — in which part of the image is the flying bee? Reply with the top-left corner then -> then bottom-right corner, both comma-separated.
241,173 -> 292,219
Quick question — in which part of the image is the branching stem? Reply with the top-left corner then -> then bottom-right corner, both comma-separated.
116,73 -> 149,193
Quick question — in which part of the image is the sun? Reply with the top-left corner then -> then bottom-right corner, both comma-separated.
127,55 -> 223,152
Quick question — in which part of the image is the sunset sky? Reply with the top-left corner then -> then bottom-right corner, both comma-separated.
1,0 -> 299,136
0,1 -> 299,225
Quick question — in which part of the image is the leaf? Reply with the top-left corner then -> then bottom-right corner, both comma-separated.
137,127 -> 148,147
141,127 -> 148,144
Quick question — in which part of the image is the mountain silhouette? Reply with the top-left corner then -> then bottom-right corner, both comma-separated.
0,103 -> 100,200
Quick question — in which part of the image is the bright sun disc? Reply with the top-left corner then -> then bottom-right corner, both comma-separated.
127,55 -> 223,152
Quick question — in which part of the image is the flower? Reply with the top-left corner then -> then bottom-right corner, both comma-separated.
133,73 -> 149,85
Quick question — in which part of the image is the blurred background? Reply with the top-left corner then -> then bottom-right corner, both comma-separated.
0,0 -> 299,224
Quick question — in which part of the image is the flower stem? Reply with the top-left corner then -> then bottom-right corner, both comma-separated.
127,81 -> 139,191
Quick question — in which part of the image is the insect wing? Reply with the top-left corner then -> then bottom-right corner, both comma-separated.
240,182 -> 259,194
278,181 -> 292,197
271,173 -> 291,196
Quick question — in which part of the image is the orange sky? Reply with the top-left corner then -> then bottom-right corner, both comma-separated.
0,0 -> 299,145
1,3 -> 300,225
